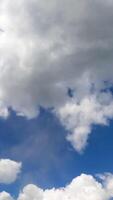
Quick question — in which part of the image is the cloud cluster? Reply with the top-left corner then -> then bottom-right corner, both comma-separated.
0,158 -> 112,200
0,159 -> 22,184
1,173 -> 113,200
1,0 -> 113,151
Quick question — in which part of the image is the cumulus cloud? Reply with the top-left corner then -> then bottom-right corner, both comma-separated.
0,192 -> 13,200
98,173 -> 113,197
0,0 -> 113,151
0,159 -> 22,184
1,173 -> 113,200
56,91 -> 113,152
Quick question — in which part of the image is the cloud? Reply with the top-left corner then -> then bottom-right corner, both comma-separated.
97,173 -> 113,197
1,173 -> 113,200
0,0 -> 113,151
56,91 -> 113,152
0,159 -> 22,184
0,192 -> 13,200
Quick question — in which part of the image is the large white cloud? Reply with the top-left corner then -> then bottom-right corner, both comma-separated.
1,173 -> 113,200
0,0 -> 113,151
0,159 -> 22,184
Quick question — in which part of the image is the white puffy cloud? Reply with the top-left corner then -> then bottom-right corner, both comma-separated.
56,91 -> 113,152
98,173 -> 113,197
0,192 -> 13,200
0,173 -> 113,200
0,159 -> 22,184
2,173 -> 112,200
18,184 -> 43,200
1,0 -> 113,151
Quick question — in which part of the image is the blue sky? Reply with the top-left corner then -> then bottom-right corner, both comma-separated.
0,0 -> 113,199
0,108 -> 113,198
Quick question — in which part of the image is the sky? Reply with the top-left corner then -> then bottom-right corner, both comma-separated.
0,0 -> 113,199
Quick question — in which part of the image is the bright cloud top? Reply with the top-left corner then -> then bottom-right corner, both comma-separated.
1,173 -> 113,200
0,159 -> 22,184
0,192 -> 13,200
0,0 -> 113,151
